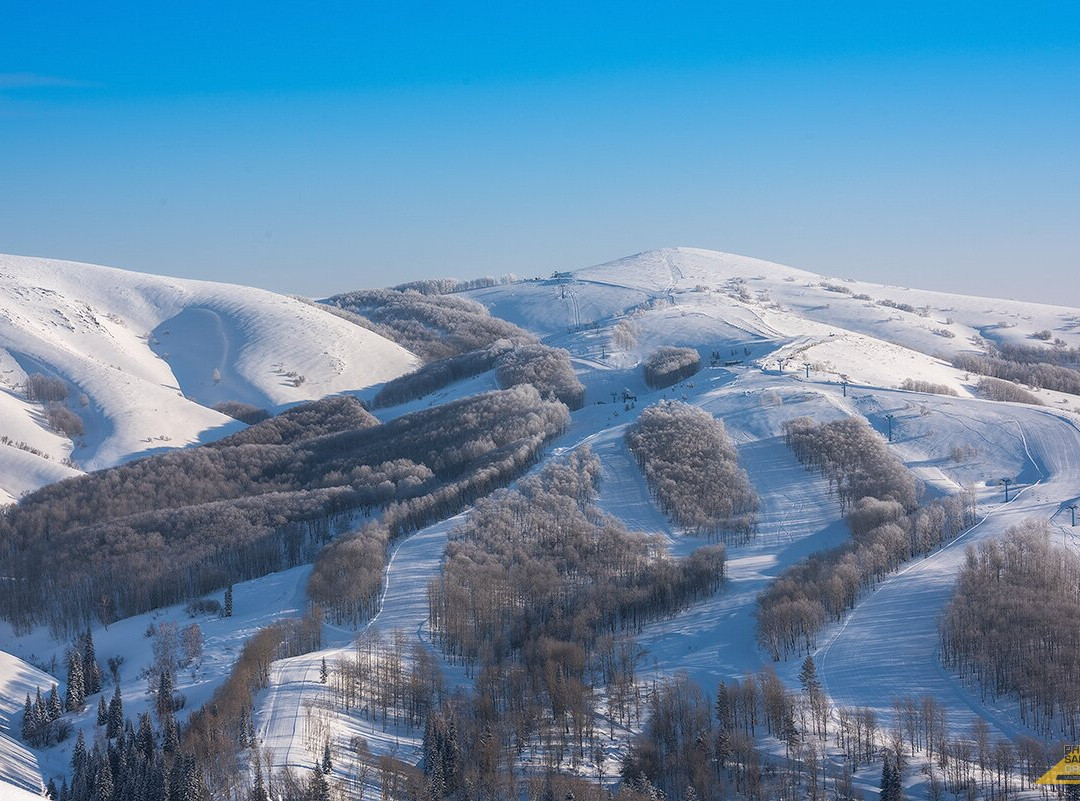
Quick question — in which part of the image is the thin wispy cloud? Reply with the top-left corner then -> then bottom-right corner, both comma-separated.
0,72 -> 96,89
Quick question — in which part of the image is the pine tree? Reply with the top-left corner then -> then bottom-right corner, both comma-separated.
798,655 -> 820,696
889,752 -> 903,801
156,670 -> 173,719
321,738 -> 332,774
137,712 -> 155,759
163,715 -> 180,754
93,746 -> 114,801
147,754 -> 169,801
71,731 -> 89,801
107,684 -> 124,739
715,681 -> 732,730
880,753 -> 894,801
65,649 -> 85,712
47,685 -> 62,721
320,658 -> 328,684
880,751 -> 902,801
21,694 -> 32,741
97,695 -> 109,726
224,585 -> 233,618
83,629 -> 102,695
308,765 -> 331,801
178,755 -> 203,801
251,756 -> 268,801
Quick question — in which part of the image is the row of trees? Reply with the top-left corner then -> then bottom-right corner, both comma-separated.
940,520 -> 1080,738
375,340 -> 585,412
955,349 -> 1080,396
324,288 -> 533,362
210,401 -> 270,425
308,386 -> 570,624
373,341 -> 514,408
976,376 -> 1043,405
415,450 -> 728,790
642,347 -> 701,390
391,275 -> 516,296
758,417 -> 975,659
183,611 -> 323,799
899,378 -> 957,396
25,372 -> 70,402
626,401 -> 759,542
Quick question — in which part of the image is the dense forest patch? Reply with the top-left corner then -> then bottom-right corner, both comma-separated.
940,520 -> 1080,738
626,401 -> 758,541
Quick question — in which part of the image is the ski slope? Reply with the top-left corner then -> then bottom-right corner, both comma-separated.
0,253 -> 418,503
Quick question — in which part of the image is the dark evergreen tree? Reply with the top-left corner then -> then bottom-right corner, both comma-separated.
136,712 -> 155,760
162,715 -> 179,754
156,670 -> 173,719
319,657 -> 328,684
20,693 -> 32,741
147,754 -> 169,801
880,751 -> 902,801
798,655 -> 820,696
65,650 -> 85,712
83,629 -> 103,695
107,684 -> 123,739
308,765 -> 331,801
224,585 -> 233,618
321,738 -> 332,774
97,695 -> 108,727
177,755 -> 204,801
48,684 -> 62,721
251,756 -> 268,801
93,745 -> 114,801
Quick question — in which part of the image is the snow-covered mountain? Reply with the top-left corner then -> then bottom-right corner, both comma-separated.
4,247 -> 1080,799
0,253 -> 419,504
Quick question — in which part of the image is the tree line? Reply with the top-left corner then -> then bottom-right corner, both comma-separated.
626,401 -> 759,542
323,287 -> 533,363
428,449 -> 726,671
375,341 -> 585,412
391,275 -> 516,296
373,342 -> 516,408
976,376 -> 1043,405
955,347 -> 1080,397
494,343 -> 585,410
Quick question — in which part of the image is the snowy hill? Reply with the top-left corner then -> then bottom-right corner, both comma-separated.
0,254 -> 419,504
465,247 -> 1080,407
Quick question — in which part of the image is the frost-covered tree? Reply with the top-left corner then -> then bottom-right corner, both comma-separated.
643,346 -> 701,389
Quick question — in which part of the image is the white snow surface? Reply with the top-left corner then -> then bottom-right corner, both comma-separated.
5,247 -> 1080,796
0,253 -> 418,502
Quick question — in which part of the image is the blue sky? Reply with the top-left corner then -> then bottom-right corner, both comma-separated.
2,2 -> 1078,303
